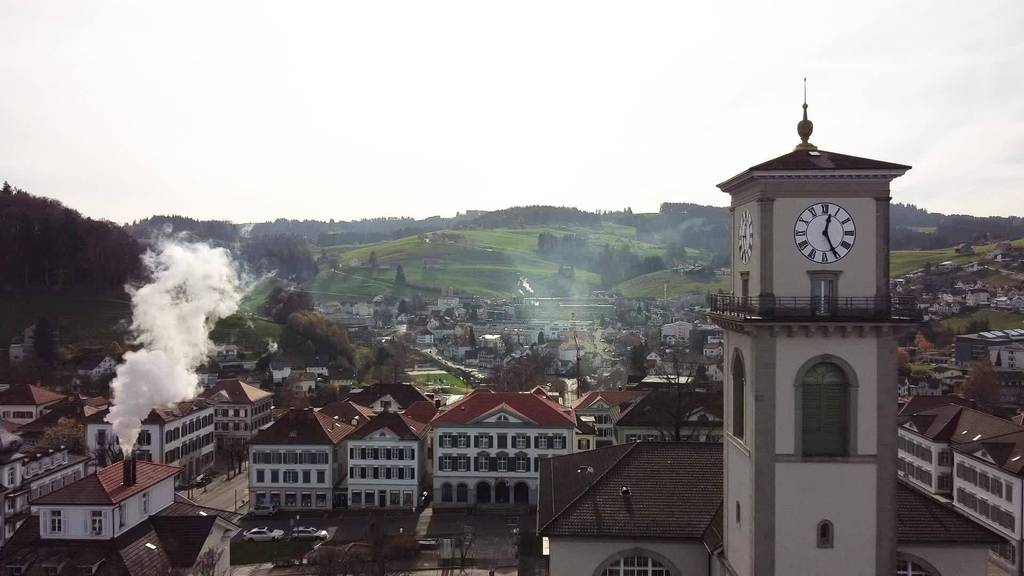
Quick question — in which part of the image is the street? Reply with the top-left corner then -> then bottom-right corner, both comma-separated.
189,463 -> 251,513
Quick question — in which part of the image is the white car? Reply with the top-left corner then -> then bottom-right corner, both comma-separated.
243,527 -> 285,542
290,526 -> 329,541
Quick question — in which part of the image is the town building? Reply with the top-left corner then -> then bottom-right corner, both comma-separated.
612,389 -> 722,444
344,411 -> 428,509
956,330 -> 1024,365
0,429 -> 90,546
572,390 -> 647,447
248,408 -> 357,511
0,458 -> 240,575
431,389 -> 576,508
0,384 -> 67,426
345,383 -> 429,414
85,400 -> 216,482
198,379 -> 274,450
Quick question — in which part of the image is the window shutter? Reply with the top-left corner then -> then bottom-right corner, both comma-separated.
473,435 -> 479,449
534,457 -> 540,472
801,362 -> 848,457
491,456 -> 498,470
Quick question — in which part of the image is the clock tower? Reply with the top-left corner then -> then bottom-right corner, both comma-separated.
710,98 -> 916,576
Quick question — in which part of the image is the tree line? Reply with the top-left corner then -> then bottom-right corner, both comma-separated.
0,182 -> 142,291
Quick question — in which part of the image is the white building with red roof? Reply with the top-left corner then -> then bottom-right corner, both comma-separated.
431,389 -> 576,508
198,379 -> 274,449
344,411 -> 428,509
0,384 -> 67,426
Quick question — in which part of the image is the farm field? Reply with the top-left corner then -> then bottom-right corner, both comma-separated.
614,269 -> 727,299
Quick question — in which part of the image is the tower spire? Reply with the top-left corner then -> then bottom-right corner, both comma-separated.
795,77 -> 817,151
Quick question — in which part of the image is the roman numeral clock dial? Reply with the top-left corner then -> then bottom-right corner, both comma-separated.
793,203 -> 856,263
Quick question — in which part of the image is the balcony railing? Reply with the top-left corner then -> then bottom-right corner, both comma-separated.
708,294 -> 921,322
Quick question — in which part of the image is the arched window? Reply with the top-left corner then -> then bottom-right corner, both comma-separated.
440,483 -> 453,503
601,555 -> 672,576
800,361 -> 850,457
816,520 -> 833,548
732,352 -> 745,439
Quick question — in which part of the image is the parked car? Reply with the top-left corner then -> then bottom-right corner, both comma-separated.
290,527 -> 329,541
242,527 -> 285,542
250,503 -> 279,518
191,474 -> 212,487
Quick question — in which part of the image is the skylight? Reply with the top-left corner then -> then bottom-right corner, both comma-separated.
198,511 -> 208,516
808,151 -> 821,156
973,434 -> 982,441
1012,456 -> 1021,462
145,543 -> 157,550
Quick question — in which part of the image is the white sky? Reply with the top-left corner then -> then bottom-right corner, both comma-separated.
1,1 -> 1022,223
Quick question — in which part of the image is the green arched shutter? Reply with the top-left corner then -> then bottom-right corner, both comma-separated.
801,362 -> 849,457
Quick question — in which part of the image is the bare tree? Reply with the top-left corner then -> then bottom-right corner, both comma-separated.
454,526 -> 476,575
645,347 -> 719,442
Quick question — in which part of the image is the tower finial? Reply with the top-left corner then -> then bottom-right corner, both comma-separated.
795,77 -> 817,151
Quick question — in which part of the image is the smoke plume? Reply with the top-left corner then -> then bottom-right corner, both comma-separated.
106,242 -> 241,453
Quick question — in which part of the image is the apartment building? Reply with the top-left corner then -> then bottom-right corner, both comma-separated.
85,400 -> 216,482
199,378 -> 274,449
345,411 -> 428,509
249,408 -> 357,511
431,390 -> 576,507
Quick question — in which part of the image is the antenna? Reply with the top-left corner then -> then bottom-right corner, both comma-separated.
803,77 -> 807,106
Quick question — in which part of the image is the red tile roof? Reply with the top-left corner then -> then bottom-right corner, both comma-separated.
199,379 -> 272,404
401,400 -> 438,424
0,383 -> 67,406
318,400 -> 374,428
251,408 -> 356,445
347,411 -> 428,441
432,390 -> 575,427
573,390 -> 647,410
32,460 -> 181,505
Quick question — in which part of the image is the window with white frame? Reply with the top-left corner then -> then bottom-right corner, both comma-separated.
457,455 -> 469,472
284,470 -> 299,483
515,454 -> 528,473
49,510 -> 63,534
600,555 -> 670,576
536,436 -> 548,449
514,436 -> 528,449
457,435 -> 468,448
441,455 -> 453,472
90,511 -> 104,535
896,559 -> 933,576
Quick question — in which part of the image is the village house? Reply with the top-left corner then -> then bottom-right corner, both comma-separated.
249,408 -> 357,510
199,379 -> 274,450
661,320 -> 694,345
572,390 -> 647,448
345,383 -> 429,414
1,458 -> 240,576
431,389 -> 576,508
0,384 -> 67,427
344,411 -> 428,509
85,400 -> 216,483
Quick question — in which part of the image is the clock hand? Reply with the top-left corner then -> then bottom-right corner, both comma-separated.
822,214 -> 839,257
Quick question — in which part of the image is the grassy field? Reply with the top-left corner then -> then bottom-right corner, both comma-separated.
411,371 -> 470,394
615,269 -> 727,298
937,309 -> 1024,333
0,290 -> 132,346
210,314 -> 283,350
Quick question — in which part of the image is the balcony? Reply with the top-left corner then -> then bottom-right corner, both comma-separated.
708,294 -> 921,322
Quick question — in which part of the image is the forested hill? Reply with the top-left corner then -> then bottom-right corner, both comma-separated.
0,182 -> 142,291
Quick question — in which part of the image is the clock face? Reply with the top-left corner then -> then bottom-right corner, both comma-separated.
737,210 -> 753,264
793,202 -> 856,263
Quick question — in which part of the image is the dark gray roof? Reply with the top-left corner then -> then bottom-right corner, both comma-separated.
749,149 -> 911,172
896,482 -> 1001,544
539,442 -> 722,540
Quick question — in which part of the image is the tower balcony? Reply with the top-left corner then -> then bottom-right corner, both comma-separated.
707,294 -> 920,323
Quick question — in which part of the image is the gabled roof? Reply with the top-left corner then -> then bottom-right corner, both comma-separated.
85,399 -> 213,426
318,400 -> 374,428
896,482 -> 1001,544
613,389 -> 722,428
0,383 -> 67,406
199,379 -> 272,405
346,411 -> 428,441
345,383 -> 429,410
251,408 -> 356,445
573,390 -> 647,410
433,390 -> 576,427
539,442 -> 722,539
32,460 -> 181,505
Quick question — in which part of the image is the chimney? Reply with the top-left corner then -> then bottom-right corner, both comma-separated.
122,452 -> 137,487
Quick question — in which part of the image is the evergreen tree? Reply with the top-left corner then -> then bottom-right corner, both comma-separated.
395,264 -> 407,284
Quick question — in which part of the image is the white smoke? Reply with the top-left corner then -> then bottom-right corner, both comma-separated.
106,242 -> 241,453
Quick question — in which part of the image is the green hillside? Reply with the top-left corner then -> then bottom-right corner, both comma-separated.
615,269 -> 727,299
889,238 -> 1024,277
0,290 -> 132,347
309,226 -> 669,302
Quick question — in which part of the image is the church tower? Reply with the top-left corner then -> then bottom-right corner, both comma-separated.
710,95 -> 915,576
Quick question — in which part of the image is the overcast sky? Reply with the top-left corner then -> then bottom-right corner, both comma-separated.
1,1 -> 1021,224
